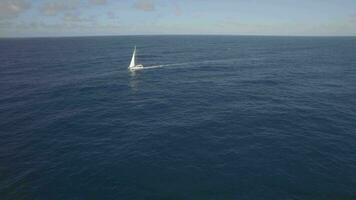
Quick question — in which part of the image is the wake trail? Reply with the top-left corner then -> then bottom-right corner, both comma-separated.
143,58 -> 241,70
144,62 -> 191,69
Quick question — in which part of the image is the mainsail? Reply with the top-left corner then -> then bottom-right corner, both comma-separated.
129,46 -> 136,68
128,46 -> 143,70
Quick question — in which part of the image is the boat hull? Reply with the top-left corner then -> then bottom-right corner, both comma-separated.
129,64 -> 144,70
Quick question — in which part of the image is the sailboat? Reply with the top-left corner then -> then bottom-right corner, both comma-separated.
128,46 -> 143,70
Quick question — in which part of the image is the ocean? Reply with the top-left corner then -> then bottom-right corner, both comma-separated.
1,36 -> 356,200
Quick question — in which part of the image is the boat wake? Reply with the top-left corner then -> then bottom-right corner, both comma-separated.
143,58 -> 242,70
143,63 -> 189,69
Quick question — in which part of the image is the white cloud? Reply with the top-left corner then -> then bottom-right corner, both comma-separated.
133,0 -> 155,12
0,0 -> 31,20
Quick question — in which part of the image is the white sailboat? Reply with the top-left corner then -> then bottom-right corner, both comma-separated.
128,46 -> 143,70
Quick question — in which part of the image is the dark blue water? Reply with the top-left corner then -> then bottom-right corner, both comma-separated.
1,36 -> 356,200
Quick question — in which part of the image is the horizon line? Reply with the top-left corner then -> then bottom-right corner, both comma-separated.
1,33 -> 356,39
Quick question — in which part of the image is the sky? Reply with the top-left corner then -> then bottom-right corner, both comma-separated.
0,0 -> 356,37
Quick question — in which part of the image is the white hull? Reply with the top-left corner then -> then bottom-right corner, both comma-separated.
129,64 -> 144,70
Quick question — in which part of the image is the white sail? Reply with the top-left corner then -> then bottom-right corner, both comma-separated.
128,46 -> 143,70
129,46 -> 136,68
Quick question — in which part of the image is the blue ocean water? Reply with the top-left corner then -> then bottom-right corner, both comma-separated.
0,36 -> 356,200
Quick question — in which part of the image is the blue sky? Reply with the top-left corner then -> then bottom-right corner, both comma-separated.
0,0 -> 356,37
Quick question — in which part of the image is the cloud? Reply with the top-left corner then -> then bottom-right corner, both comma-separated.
173,3 -> 181,16
40,1 -> 80,16
133,0 -> 155,12
2,20 -> 123,37
39,0 -> 106,17
63,13 -> 81,22
107,11 -> 117,19
63,13 -> 95,23
349,12 -> 356,23
88,0 -> 107,5
0,0 -> 31,20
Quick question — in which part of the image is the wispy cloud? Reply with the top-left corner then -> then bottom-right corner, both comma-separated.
39,0 -> 107,17
133,0 -> 155,12
40,1 -> 80,16
173,3 -> 182,16
107,11 -> 118,19
0,0 -> 31,20
88,0 -> 107,5
63,13 -> 95,23
349,12 -> 356,23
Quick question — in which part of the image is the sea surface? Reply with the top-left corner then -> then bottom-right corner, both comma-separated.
1,36 -> 356,200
